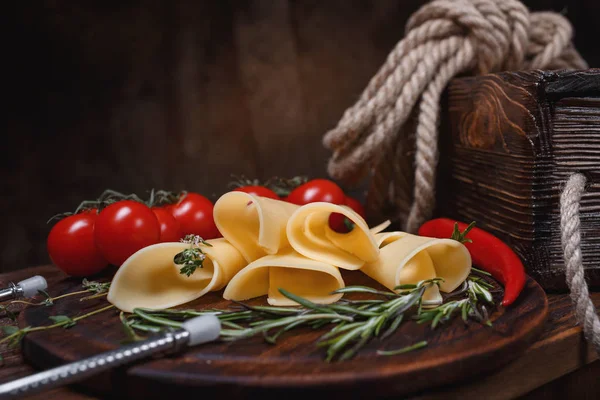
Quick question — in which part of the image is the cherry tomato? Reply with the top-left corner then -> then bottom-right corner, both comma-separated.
169,193 -> 220,239
233,186 -> 280,200
47,210 -> 108,276
152,207 -> 182,242
94,200 -> 161,266
286,179 -> 345,205
329,196 -> 365,233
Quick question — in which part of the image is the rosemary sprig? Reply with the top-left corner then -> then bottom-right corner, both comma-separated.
415,274 -> 495,328
120,279 -> 446,362
174,234 -> 213,277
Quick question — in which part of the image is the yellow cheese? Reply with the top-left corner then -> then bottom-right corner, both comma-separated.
361,232 -> 471,304
223,249 -> 344,306
107,238 -> 246,312
370,220 -> 391,234
213,191 -> 299,262
286,202 -> 379,270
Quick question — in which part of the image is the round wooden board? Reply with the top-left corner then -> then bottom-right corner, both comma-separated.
19,271 -> 548,399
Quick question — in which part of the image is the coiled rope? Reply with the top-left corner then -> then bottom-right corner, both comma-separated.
324,0 -> 597,354
323,0 -> 587,232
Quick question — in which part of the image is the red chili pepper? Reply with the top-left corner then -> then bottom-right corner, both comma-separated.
418,218 -> 526,307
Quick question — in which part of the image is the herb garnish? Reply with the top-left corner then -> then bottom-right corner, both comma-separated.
119,274 -> 496,362
450,221 -> 476,244
416,274 -> 495,328
0,272 -> 496,363
174,234 -> 213,277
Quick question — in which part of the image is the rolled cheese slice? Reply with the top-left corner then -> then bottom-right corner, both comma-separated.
286,202 -> 379,270
107,238 -> 246,312
223,249 -> 344,306
214,191 -> 299,262
362,232 -> 472,304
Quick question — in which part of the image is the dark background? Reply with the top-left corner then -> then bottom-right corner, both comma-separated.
3,0 -> 599,273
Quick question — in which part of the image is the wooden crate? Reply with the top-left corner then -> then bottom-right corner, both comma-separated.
436,69 -> 600,290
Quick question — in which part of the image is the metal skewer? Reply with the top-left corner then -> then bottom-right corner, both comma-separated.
0,314 -> 221,399
0,276 -> 47,302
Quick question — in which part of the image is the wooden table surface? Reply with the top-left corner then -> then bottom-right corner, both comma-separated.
0,266 -> 598,400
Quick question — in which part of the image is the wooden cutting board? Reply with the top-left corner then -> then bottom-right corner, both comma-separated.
18,271 -> 548,399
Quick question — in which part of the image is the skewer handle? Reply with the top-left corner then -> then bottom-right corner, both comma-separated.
0,314 -> 220,399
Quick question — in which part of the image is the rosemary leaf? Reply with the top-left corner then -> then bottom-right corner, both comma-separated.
393,284 -> 417,290
380,314 -> 404,340
471,267 -> 492,277
263,320 -> 306,344
120,312 -> 146,343
339,333 -> 371,362
317,322 -> 363,343
332,286 -> 396,297
325,325 -> 365,362
278,289 -> 336,313
133,309 -> 183,328
377,340 -> 428,356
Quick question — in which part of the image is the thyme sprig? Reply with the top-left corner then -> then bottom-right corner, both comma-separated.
0,304 -> 115,348
0,280 -> 113,359
174,234 -> 213,277
0,279 -> 110,321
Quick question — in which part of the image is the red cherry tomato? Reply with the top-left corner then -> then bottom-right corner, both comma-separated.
94,200 -> 161,266
152,207 -> 182,242
47,210 -> 108,277
169,193 -> 220,239
329,196 -> 366,233
286,179 -> 345,205
233,186 -> 280,200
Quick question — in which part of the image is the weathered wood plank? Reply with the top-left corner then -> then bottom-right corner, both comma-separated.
437,69 -> 600,290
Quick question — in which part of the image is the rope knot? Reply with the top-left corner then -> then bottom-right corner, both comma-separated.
406,0 -> 530,74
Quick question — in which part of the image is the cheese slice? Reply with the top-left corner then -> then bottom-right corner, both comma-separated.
223,249 -> 344,306
370,220 -> 391,235
286,202 -> 379,270
362,232 -> 472,304
213,191 -> 299,262
107,238 -> 246,312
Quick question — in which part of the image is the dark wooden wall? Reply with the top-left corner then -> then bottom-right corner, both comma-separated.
4,0 -> 599,273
